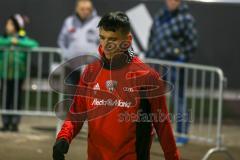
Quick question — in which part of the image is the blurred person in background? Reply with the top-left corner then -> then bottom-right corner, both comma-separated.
146,0 -> 198,146
0,14 -> 38,132
58,0 -> 100,85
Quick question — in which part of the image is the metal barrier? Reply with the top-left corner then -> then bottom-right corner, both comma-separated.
144,58 -> 234,160
0,47 -> 234,159
0,47 -> 63,117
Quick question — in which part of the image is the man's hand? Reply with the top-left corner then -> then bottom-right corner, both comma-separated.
53,138 -> 69,160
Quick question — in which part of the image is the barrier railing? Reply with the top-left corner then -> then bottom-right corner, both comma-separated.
0,47 -> 234,159
0,47 -> 63,117
144,58 -> 234,160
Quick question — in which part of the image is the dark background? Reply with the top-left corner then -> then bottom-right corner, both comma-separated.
0,0 -> 239,90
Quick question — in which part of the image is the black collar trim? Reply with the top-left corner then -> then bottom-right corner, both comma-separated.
102,48 -> 135,70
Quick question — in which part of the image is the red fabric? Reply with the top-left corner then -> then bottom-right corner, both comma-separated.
57,48 -> 180,160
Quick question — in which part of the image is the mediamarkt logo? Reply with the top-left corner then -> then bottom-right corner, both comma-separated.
92,99 -> 132,108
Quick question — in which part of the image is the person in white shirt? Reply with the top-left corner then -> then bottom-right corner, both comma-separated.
58,0 -> 100,85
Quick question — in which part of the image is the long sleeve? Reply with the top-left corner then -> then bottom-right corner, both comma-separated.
18,37 -> 39,48
147,71 -> 180,160
56,77 -> 87,143
150,96 -> 180,160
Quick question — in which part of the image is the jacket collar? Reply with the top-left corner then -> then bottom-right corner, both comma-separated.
98,45 -> 134,70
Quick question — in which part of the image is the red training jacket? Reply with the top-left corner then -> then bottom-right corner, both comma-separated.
57,47 -> 180,160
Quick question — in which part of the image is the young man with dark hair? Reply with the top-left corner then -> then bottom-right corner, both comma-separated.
53,11 -> 179,160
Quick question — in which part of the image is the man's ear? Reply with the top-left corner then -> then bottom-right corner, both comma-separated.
126,33 -> 133,48
128,33 -> 133,42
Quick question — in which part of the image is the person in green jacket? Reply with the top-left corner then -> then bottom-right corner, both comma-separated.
0,14 -> 38,132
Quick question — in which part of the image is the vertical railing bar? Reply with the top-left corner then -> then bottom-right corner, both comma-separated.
191,69 -> 197,134
47,53 -> 54,112
166,65 -> 172,122
165,65 -> 171,112
36,52 -> 43,111
58,52 -> 64,108
208,72 -> 215,140
182,67 -> 188,137
174,67 -> 180,132
13,49 -> 20,111
199,70 -> 206,136
216,70 -> 224,148
25,50 -> 31,111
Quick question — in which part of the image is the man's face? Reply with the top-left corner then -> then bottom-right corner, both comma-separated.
99,28 -> 131,60
76,1 -> 93,20
166,0 -> 181,11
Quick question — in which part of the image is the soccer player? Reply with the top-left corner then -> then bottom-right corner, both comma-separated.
53,11 -> 180,160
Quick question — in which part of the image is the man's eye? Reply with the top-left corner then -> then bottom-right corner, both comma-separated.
109,39 -> 116,42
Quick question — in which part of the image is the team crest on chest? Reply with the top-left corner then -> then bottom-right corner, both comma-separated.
105,80 -> 118,93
